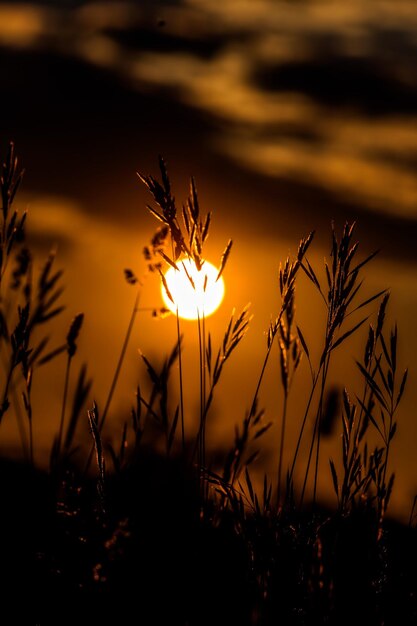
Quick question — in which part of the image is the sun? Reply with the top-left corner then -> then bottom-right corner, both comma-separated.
161,258 -> 225,320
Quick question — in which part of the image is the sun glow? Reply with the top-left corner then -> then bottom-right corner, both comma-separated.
161,259 -> 225,320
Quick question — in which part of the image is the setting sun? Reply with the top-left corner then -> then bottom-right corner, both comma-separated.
161,258 -> 225,320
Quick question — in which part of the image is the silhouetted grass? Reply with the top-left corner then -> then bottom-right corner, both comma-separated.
0,144 -> 415,625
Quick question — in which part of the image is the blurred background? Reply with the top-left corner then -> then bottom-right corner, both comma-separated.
0,0 -> 416,520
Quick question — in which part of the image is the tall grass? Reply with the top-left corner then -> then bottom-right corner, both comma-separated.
0,143 -> 415,625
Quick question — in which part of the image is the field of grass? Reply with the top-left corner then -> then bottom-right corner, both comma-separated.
0,144 -> 416,625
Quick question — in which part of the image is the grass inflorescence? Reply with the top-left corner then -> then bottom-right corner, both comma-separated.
0,144 -> 415,625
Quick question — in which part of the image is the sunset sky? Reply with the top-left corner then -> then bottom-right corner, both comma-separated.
0,0 -> 416,520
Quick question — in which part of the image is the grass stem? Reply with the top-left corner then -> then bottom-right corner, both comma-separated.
84,289 -> 141,474
56,354 -> 71,460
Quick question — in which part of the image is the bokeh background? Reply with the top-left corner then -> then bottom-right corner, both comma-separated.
0,0 -> 416,520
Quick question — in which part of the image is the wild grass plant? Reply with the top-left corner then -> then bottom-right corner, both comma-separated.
0,144 -> 415,625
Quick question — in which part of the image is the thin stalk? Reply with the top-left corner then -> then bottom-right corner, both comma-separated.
383,362 -> 396,482
1,364 -> 14,416
25,377 -> 34,467
56,354 -> 71,459
298,291 -> 331,505
1,345 -> 32,463
249,347 -> 272,421
28,402 -> 33,466
190,366 -> 217,466
99,289 -> 141,432
84,289 -> 141,473
248,308 -> 289,424
312,356 -> 330,505
0,194 -> 6,294
300,409 -> 318,507
356,372 -> 371,441
381,408 -> 394,515
201,313 -> 206,455
299,354 -> 329,506
248,328 -> 278,431
170,239 -> 185,454
1,346 -> 28,459
202,310 -> 207,498
197,309 -> 204,488
288,370 -> 321,483
194,307 -> 209,502
10,380 -> 29,461
277,392 -> 288,508
409,495 -> 417,528
176,307 -> 185,453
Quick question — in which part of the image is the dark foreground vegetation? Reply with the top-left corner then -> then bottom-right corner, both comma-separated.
1,455 -> 416,625
0,144 -> 415,625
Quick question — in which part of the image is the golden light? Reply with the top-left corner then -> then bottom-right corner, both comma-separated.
161,259 -> 225,320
